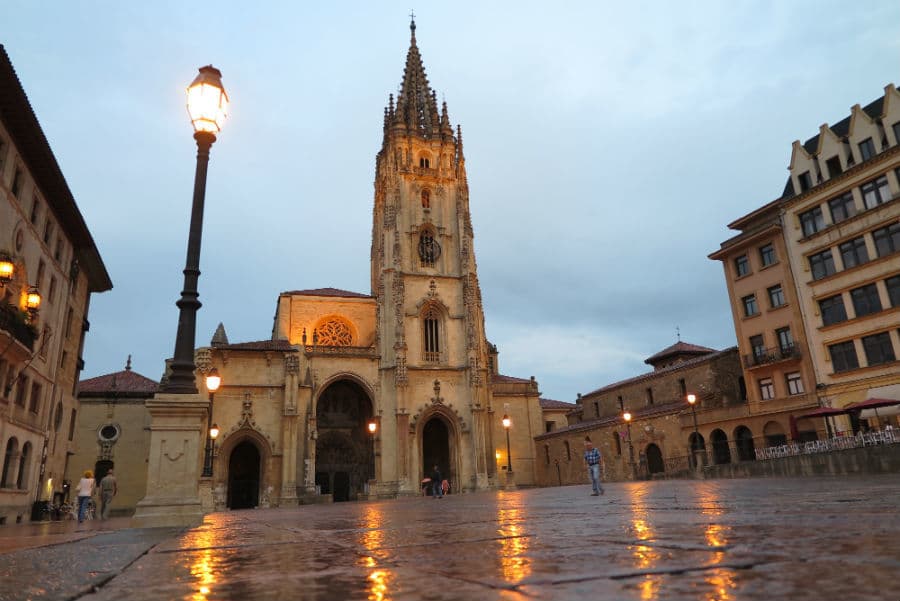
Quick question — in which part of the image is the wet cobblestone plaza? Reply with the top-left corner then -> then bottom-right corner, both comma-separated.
2,475 -> 900,600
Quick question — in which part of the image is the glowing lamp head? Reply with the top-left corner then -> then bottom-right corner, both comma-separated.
687,393 -> 697,405
205,367 -> 222,393
368,421 -> 377,434
0,253 -> 14,286
495,451 -> 502,460
502,414 -> 511,429
25,286 -> 41,313
623,411 -> 632,423
187,65 -> 229,134
209,423 -> 220,440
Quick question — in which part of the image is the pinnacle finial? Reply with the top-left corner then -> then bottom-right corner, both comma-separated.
125,354 -> 132,371
409,9 -> 416,40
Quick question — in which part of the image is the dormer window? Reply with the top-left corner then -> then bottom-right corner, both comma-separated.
825,156 -> 842,178
859,137 -> 876,161
797,171 -> 812,192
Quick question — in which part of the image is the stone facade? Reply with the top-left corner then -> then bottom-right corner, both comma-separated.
0,46 -> 111,524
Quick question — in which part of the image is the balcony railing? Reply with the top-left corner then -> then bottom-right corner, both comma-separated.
0,302 -> 36,351
743,344 -> 801,368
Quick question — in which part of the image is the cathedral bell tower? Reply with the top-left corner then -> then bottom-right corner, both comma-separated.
370,19 -> 493,493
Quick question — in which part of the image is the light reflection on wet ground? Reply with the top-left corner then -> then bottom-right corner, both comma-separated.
4,476 -> 900,600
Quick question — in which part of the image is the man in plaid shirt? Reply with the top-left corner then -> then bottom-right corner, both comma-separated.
583,437 -> 604,496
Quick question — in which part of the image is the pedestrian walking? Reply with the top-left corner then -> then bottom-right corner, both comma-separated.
99,469 -> 118,520
583,438 -> 604,496
76,470 -> 95,523
431,465 -> 443,498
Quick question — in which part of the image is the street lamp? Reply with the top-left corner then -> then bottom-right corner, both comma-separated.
161,65 -> 229,394
623,411 -> 635,479
25,286 -> 41,321
502,414 -> 512,472
687,393 -> 701,468
368,420 -> 377,480
0,252 -> 13,287
202,367 -> 221,477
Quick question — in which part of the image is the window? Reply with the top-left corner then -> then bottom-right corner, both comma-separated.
16,442 -> 30,489
646,387 -> 654,405
43,219 -> 53,245
54,236 -> 63,262
1,438 -> 17,488
759,244 -> 776,267
862,332 -> 896,366
30,196 -> 41,224
861,175 -> 890,209
873,222 -> 900,257
14,377 -> 27,407
819,294 -> 848,326
786,372 -> 804,395
423,307 -> 440,362
28,382 -> 41,414
859,137 -> 876,161
809,249 -> 835,280
894,122 -> 900,147
839,236 -> 869,269
829,341 -> 859,373
799,206 -> 825,237
797,171 -> 812,192
418,157 -> 430,168
742,294 -> 758,317
825,156 -> 842,177
65,308 -> 74,338
68,408 -> 77,441
734,255 -> 749,277
48,276 -> 57,305
768,285 -> 785,308
887,275 -> 900,308
545,422 -> 555,434
418,230 -> 440,267
421,189 -> 430,209
37,260 -> 46,288
544,444 -> 550,463
758,378 -> 775,400
749,335 -> 765,359
776,327 -> 794,354
850,284 -> 882,317
11,168 -> 24,198
828,192 -> 856,224
679,378 -> 687,397
593,401 -> 599,417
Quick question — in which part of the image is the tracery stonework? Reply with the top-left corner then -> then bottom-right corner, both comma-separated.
315,319 -> 353,346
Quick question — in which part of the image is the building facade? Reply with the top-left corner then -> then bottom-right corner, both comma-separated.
714,84 -> 900,437
0,45 -> 111,524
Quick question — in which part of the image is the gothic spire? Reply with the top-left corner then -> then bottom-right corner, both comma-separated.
393,17 -> 440,137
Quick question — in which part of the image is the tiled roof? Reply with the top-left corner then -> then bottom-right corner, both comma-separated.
492,374 -> 531,383
79,370 -> 158,395
644,341 -> 716,366
282,288 -> 372,299
535,400 -> 685,441
540,398 -> 576,410
218,339 -> 297,352
583,347 -> 737,397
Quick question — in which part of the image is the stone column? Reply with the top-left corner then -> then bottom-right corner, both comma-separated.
131,393 -> 208,528
396,409 -> 410,493
280,356 -> 299,506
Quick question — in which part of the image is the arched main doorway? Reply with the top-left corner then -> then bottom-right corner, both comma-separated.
645,443 -> 665,475
228,441 -> 260,509
710,429 -> 731,465
734,426 -> 756,461
422,417 -> 450,494
315,379 -> 374,502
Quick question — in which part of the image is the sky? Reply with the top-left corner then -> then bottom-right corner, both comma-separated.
2,1 -> 899,403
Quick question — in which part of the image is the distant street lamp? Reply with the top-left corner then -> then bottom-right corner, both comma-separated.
202,368 -> 221,477
623,411 -> 635,479
368,420 -> 377,480
161,65 -> 229,394
502,414 -> 512,472
687,393 -> 701,468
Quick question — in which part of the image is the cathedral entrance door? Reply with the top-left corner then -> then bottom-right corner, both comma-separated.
422,417 -> 451,494
315,379 -> 375,502
228,441 -> 260,509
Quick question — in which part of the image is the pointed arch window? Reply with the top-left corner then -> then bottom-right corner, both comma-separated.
418,229 -> 441,268
423,305 -> 441,363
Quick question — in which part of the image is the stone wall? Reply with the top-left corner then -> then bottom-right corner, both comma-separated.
703,445 -> 900,478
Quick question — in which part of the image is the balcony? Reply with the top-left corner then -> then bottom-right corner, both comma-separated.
0,302 -> 37,353
743,344 -> 802,369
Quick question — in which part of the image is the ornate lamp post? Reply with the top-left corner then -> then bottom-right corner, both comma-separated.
161,65 -> 229,394
367,421 -> 377,481
502,414 -> 512,472
202,368 -> 221,477
623,411 -> 635,479
687,393 -> 701,468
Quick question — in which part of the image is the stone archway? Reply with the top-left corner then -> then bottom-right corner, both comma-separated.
645,443 -> 665,475
228,440 -> 261,509
315,378 -> 374,502
734,426 -> 756,461
688,432 -> 706,468
710,429 -> 731,465
422,417 -> 450,494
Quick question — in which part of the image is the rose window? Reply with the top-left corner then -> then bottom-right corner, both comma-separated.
315,319 -> 353,346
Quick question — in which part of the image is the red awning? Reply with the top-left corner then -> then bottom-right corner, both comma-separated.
795,407 -> 848,419
843,398 -> 900,411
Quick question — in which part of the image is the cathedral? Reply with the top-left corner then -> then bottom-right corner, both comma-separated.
174,20 -> 546,508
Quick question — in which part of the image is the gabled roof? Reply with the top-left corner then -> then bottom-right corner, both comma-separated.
281,287 -> 372,299
79,369 -> 158,396
644,341 -> 716,367
0,45 -> 111,293
535,400 -> 685,441
540,398 -> 576,410
492,374 -> 531,384
217,339 -> 296,352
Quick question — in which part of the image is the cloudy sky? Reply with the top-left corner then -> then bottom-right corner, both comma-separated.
3,2 -> 898,402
